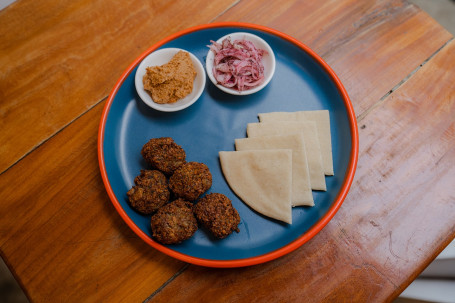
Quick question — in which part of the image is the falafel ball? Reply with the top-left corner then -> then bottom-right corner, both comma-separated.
169,162 -> 212,201
127,170 -> 170,215
141,137 -> 186,175
193,193 -> 240,239
150,199 -> 198,244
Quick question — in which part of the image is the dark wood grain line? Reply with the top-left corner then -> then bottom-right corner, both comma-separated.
0,95 -> 108,176
208,0 -> 241,23
0,0 -> 239,174
143,264 -> 190,303
319,1 -> 416,59
357,36 -> 455,122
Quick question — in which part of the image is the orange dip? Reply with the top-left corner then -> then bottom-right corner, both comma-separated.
143,51 -> 197,104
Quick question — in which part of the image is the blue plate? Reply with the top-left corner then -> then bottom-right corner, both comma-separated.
98,23 -> 358,267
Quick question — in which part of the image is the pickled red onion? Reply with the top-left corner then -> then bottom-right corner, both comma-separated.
208,37 -> 267,91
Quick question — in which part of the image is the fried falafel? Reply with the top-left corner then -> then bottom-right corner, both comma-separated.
169,162 -> 212,201
127,170 -> 170,215
193,193 -> 240,239
150,199 -> 198,244
141,137 -> 186,175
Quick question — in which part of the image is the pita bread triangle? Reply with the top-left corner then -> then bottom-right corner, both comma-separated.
219,150 -> 292,224
246,121 -> 327,191
235,134 -> 314,206
258,110 -> 334,175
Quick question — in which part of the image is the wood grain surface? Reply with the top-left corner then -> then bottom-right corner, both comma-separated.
148,38 -> 455,303
216,0 -> 452,113
0,101 -> 185,302
1,0 -> 454,302
0,0 -> 238,173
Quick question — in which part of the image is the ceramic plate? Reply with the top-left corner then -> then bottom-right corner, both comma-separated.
98,22 -> 358,268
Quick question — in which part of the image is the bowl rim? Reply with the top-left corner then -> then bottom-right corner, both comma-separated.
205,32 -> 276,95
134,47 -> 206,112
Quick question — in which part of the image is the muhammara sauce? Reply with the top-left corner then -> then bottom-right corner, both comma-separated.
143,51 -> 197,104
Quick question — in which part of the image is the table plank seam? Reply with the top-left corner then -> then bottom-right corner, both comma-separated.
143,263 -> 190,302
356,36 -> 454,122
0,96 -> 107,177
0,0 -> 237,178
208,0 -> 240,23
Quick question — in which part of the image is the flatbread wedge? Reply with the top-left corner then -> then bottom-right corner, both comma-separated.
219,150 -> 293,224
235,134 -> 314,206
258,110 -> 334,175
247,121 -> 326,191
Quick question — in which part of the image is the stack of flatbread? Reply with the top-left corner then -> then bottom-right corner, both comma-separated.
219,110 -> 333,224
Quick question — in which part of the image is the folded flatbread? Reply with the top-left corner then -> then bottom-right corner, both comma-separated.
258,110 -> 333,175
247,121 -> 326,191
235,134 -> 314,206
219,150 -> 293,224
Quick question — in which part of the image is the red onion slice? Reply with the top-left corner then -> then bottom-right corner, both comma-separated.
208,37 -> 268,91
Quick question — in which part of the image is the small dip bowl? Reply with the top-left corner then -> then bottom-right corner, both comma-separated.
135,48 -> 206,112
206,32 -> 276,96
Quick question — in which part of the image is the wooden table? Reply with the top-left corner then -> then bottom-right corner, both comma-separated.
1,0 -> 454,302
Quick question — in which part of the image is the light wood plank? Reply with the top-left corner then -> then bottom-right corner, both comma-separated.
1,0 -> 454,301
0,0 -> 238,173
215,0 -> 453,115
0,101 -> 185,302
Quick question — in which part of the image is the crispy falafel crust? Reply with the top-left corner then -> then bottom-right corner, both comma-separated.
127,170 -> 170,215
169,162 -> 212,201
150,199 -> 198,244
193,193 -> 240,239
141,137 -> 186,175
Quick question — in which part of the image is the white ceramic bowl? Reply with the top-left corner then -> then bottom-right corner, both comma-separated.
206,32 -> 276,95
135,48 -> 206,112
